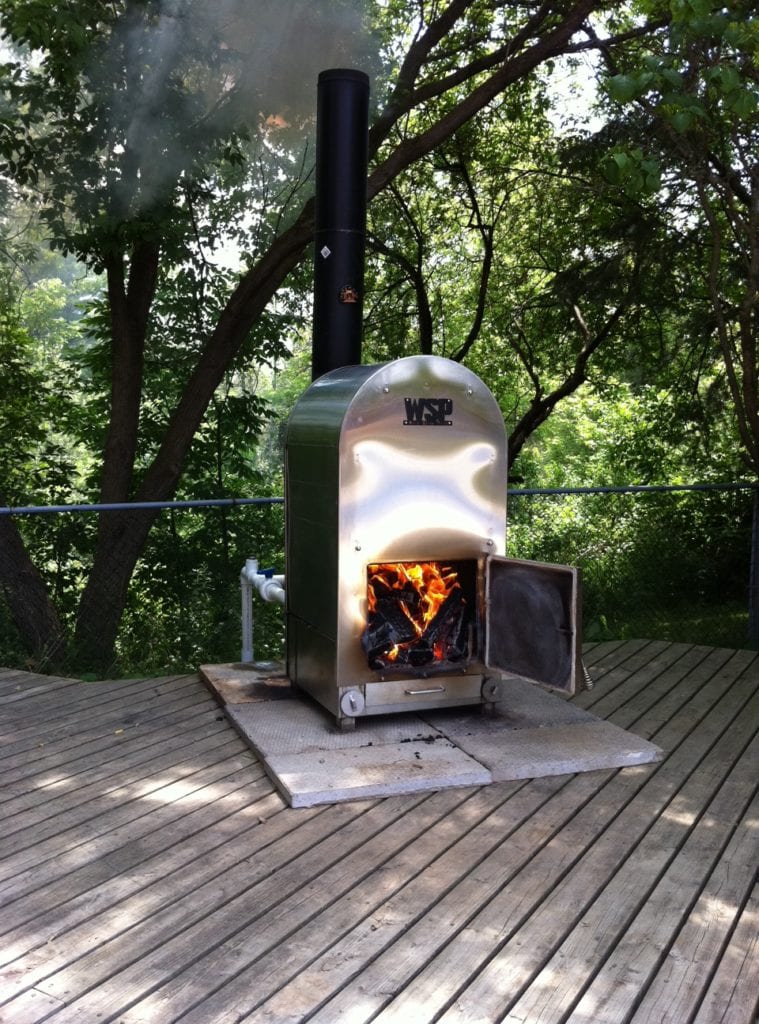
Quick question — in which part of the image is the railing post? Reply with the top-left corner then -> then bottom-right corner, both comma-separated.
748,488 -> 759,645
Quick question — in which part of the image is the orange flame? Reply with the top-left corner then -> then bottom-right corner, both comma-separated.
367,562 -> 460,662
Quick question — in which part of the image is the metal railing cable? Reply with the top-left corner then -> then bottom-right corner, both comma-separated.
0,497 -> 285,516
1,481 -> 755,517
1,482 -> 756,665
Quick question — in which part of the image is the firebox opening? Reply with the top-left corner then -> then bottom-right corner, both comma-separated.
362,560 -> 477,672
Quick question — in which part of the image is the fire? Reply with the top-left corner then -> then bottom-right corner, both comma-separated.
367,562 -> 460,662
263,113 -> 290,129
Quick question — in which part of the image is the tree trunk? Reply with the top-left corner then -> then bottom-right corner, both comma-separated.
71,508 -> 159,674
0,508 -> 66,668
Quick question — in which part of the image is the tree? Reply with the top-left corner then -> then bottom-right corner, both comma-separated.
597,0 -> 759,473
364,87 -> 671,468
0,0 -> 664,673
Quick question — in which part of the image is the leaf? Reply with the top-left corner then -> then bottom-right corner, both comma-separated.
607,74 -> 639,103
661,68 -> 685,89
670,109 -> 694,132
726,87 -> 758,119
717,65 -> 741,92
686,0 -> 715,17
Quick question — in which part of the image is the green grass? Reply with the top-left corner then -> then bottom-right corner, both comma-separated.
585,601 -> 750,650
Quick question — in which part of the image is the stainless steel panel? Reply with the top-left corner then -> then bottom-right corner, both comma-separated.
287,618 -> 340,716
484,556 -> 581,695
285,362 -> 378,680
363,675 -> 482,707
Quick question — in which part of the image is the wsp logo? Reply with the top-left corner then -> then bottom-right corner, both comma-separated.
403,397 -> 453,426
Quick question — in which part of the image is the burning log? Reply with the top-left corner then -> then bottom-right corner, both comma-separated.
424,587 -> 469,661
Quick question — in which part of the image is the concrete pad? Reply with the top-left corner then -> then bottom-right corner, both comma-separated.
206,663 -> 663,807
450,719 -> 663,782
266,738 -> 491,807
226,699 -> 442,756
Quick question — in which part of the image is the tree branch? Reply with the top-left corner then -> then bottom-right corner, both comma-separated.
368,215 -> 435,356
508,260 -> 641,465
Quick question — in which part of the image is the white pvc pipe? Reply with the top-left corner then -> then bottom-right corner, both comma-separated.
240,558 -> 286,663
241,575 -> 254,663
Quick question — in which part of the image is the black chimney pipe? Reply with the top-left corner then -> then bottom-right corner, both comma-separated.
311,68 -> 370,381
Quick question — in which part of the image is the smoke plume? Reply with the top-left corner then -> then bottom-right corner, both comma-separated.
97,0 -> 377,210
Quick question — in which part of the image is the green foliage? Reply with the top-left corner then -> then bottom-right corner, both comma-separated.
0,226 -> 84,507
119,501 -> 286,673
253,334 -> 312,483
0,0 -> 372,267
519,377 -> 743,489
601,148 -> 661,194
604,0 -> 759,136
601,0 -> 758,196
596,0 -> 759,476
0,218 -> 96,653
508,488 -> 752,648
512,367 -> 747,648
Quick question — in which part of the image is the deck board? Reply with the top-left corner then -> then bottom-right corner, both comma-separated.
630,794 -> 759,1024
692,882 -> 759,1024
0,686 -> 215,782
0,642 -> 757,1024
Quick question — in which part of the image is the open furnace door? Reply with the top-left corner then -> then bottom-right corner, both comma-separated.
484,556 -> 581,695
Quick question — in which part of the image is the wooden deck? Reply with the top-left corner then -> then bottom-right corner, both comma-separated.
0,640 -> 757,1024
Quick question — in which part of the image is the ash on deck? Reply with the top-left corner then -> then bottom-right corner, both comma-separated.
200,664 -> 663,807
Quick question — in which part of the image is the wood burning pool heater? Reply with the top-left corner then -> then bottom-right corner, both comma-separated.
285,354 -> 581,729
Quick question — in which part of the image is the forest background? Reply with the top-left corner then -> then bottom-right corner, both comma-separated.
0,0 -> 757,678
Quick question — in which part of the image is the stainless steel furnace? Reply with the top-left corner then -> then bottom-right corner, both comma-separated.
285,354 -> 581,727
